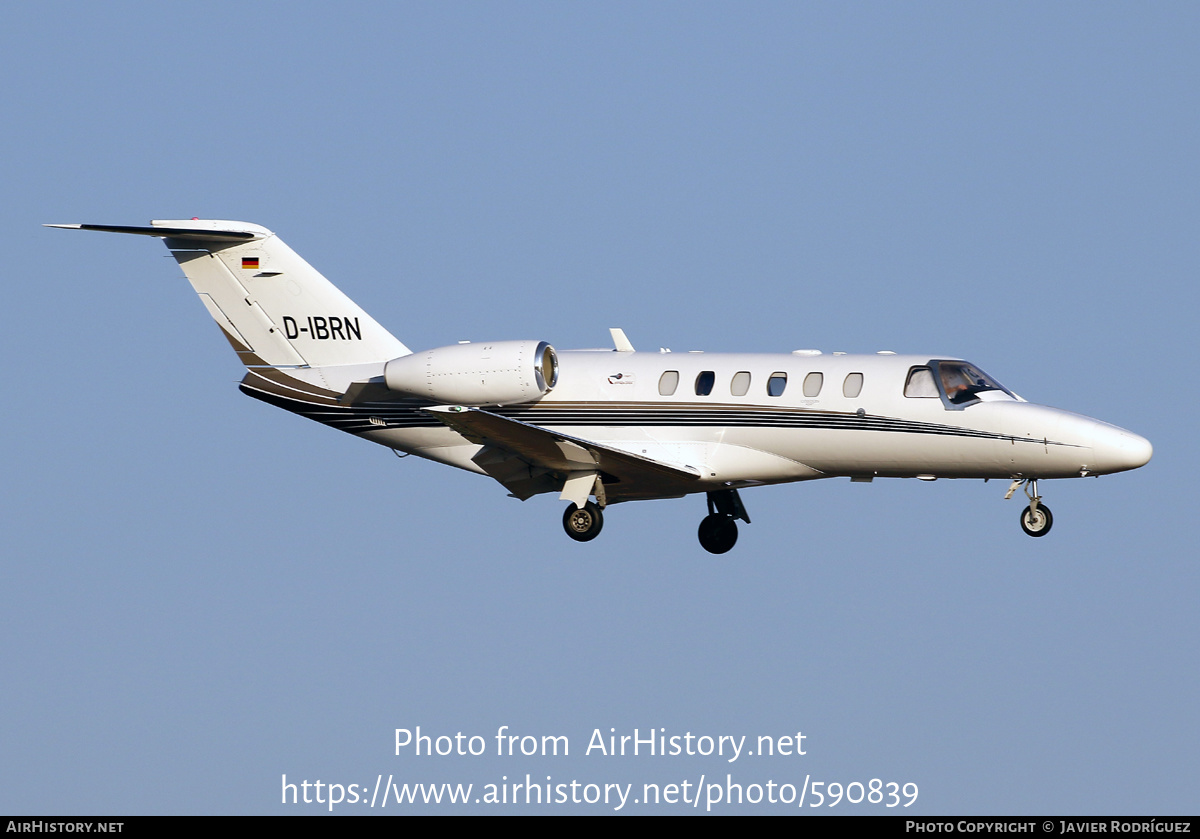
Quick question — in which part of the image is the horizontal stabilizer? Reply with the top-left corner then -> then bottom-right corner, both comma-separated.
44,222 -> 266,242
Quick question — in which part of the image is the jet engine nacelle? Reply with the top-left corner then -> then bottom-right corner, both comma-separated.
384,340 -> 559,406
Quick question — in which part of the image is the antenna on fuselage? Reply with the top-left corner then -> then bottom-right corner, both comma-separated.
609,328 -> 635,352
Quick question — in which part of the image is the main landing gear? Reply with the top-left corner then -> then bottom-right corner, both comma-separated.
559,488 -> 753,553
562,500 -> 604,542
1006,478 -> 1053,537
698,488 -> 751,554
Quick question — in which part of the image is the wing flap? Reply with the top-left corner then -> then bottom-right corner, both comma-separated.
424,406 -> 702,496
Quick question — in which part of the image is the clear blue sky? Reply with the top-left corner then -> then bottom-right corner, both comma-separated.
2,1 -> 1196,814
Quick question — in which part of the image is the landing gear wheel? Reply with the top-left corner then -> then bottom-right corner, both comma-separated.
563,501 -> 604,542
1020,503 -> 1053,537
698,514 -> 738,554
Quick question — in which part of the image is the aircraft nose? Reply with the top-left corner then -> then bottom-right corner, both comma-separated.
1090,423 -> 1152,474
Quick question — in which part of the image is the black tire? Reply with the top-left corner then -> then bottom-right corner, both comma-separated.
1020,503 -> 1053,537
563,501 -> 604,542
698,514 -> 738,554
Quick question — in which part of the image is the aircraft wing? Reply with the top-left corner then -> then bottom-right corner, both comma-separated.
424,406 -> 702,503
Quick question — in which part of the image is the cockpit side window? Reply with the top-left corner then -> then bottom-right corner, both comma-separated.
932,360 -> 1014,409
904,367 -> 938,397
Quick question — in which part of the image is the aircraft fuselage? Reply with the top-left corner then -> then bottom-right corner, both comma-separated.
353,350 -> 1150,495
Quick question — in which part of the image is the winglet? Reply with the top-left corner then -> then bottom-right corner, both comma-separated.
609,328 -> 635,352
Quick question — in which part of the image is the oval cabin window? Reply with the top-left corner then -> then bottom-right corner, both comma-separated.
658,370 -> 680,396
731,371 -> 751,396
843,372 -> 864,398
803,372 -> 823,397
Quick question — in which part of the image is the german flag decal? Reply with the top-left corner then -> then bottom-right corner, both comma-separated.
242,257 -> 260,269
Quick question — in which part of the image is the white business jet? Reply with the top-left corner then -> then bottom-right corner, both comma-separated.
49,219 -> 1152,553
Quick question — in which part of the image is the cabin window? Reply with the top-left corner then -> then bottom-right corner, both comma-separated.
802,372 -> 823,397
658,370 -> 680,396
695,371 -> 715,396
767,373 -> 788,397
843,372 -> 864,398
730,371 -> 751,396
904,367 -> 938,397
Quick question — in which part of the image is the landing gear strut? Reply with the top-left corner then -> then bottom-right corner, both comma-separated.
562,500 -> 604,542
698,488 -> 751,554
1006,478 -> 1053,537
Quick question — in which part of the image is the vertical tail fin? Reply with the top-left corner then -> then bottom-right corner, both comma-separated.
47,220 -> 409,370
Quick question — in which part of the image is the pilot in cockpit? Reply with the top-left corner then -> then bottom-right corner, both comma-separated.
940,366 -> 974,404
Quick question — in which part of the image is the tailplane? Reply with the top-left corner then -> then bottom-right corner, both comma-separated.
47,220 -> 409,373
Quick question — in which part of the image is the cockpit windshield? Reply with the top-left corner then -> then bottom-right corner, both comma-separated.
933,361 -> 1014,407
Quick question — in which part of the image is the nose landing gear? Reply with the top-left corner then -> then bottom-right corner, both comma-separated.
1006,478 -> 1053,537
698,488 -> 751,554
1020,503 -> 1053,537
